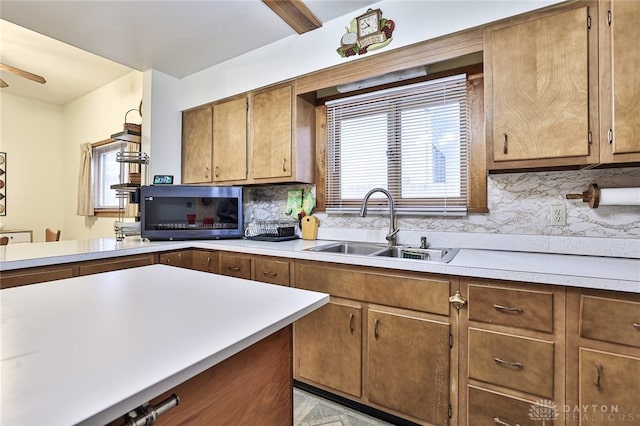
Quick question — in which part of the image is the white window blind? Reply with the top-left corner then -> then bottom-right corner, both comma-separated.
325,74 -> 469,215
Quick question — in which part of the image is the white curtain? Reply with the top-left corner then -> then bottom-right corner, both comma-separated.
77,143 -> 94,216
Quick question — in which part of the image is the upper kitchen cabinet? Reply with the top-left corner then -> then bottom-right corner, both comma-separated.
182,106 -> 213,183
485,2 -> 599,170
212,96 -> 248,183
250,82 -> 315,184
598,0 -> 640,164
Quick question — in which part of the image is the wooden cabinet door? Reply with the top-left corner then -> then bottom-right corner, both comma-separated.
182,107 -> 213,183
295,300 -> 362,398
159,251 -> 193,269
367,308 -> 450,426
599,0 -> 640,163
578,348 -> 640,425
191,250 -> 217,273
251,84 -> 292,180
487,5 -> 596,168
212,96 -> 248,182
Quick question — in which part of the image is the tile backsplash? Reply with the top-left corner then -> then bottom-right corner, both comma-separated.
244,167 -> 639,240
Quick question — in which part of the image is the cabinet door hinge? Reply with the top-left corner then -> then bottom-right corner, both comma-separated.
448,404 -> 453,419
449,333 -> 453,349
607,10 -> 612,27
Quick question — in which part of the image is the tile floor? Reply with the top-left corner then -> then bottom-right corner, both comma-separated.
294,388 -> 394,426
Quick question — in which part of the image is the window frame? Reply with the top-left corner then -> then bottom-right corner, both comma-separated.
317,65 -> 487,215
91,139 -> 129,217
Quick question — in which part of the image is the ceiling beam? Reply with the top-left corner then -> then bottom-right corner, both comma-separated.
0,64 -> 47,84
262,0 -> 322,34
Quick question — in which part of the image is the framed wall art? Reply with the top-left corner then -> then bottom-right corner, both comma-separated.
0,152 -> 5,216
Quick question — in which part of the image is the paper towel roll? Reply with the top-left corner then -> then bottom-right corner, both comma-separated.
599,187 -> 640,206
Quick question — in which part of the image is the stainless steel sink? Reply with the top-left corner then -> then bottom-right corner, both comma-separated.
306,242 -> 459,263
305,242 -> 389,256
373,246 -> 459,263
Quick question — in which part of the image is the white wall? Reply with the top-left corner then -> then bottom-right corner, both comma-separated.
0,93 -> 65,242
179,0 -> 559,110
63,70 -> 143,240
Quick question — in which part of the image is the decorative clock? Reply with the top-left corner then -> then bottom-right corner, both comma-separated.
337,9 -> 395,57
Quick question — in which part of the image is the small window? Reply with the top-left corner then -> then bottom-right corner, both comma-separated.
325,74 -> 470,215
92,141 -> 128,211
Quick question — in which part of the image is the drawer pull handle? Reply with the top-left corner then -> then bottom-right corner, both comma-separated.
595,361 -> 603,390
262,271 -> 278,277
227,266 -> 241,272
374,319 -> 380,340
493,417 -> 513,426
502,133 -> 508,155
349,313 -> 355,334
494,357 -> 523,369
633,322 -> 640,329
493,304 -> 523,313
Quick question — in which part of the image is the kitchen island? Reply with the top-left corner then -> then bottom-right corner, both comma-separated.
1,265 -> 329,425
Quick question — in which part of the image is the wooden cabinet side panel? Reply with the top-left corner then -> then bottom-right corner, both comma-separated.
139,326 -> 293,426
213,97 -> 248,182
182,107 -> 213,183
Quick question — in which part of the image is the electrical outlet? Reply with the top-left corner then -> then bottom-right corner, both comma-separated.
550,205 -> 566,226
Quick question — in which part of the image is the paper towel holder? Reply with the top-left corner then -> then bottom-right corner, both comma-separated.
566,183 -> 601,208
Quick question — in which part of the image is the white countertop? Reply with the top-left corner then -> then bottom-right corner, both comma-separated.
0,237 -> 639,293
1,265 -> 329,426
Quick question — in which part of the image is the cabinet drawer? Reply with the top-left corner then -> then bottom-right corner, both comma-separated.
159,251 -> 193,269
218,253 -> 252,279
467,385 -> 554,426
580,295 -> 640,348
468,284 -> 553,332
468,328 -> 554,397
192,250 -> 217,273
254,258 -> 290,286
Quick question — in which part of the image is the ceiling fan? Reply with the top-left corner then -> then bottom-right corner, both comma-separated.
0,63 -> 47,88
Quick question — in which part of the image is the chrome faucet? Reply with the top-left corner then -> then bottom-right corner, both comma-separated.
359,188 -> 399,247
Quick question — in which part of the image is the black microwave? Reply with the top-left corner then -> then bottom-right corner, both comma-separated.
140,185 -> 243,240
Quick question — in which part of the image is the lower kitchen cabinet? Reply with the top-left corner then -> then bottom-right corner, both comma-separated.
367,306 -> 451,425
294,260 -> 456,425
295,298 -> 362,398
566,288 -> 640,426
458,278 -> 565,426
